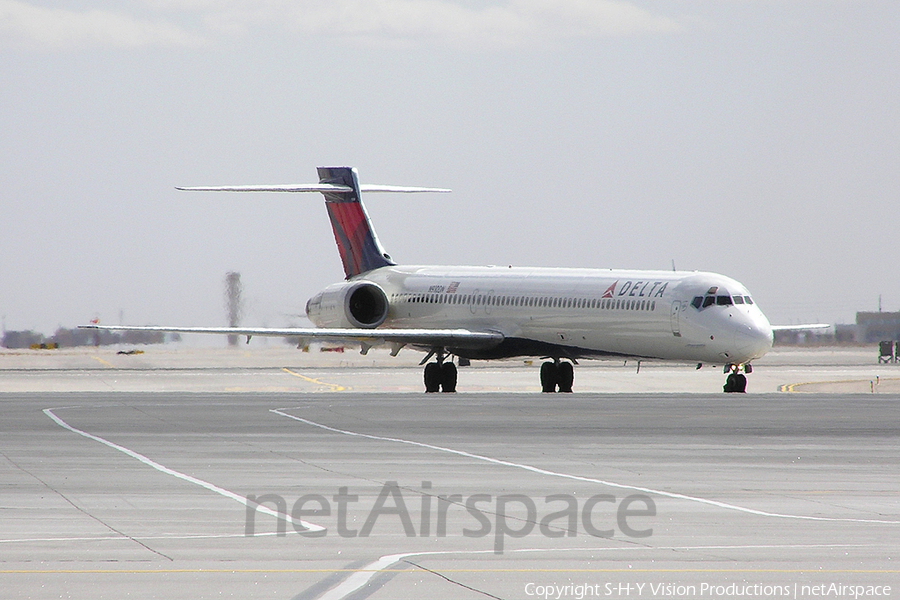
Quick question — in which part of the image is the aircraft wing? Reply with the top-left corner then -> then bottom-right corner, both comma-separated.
78,324 -> 503,350
770,324 -> 831,332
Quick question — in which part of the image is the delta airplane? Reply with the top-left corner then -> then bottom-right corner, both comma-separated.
82,167 -> 813,393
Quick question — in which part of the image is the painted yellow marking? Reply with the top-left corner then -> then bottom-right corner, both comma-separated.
90,356 -> 115,368
780,377 -> 900,392
281,367 -> 347,391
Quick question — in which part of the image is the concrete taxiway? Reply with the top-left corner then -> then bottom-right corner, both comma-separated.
1,344 -> 899,394
1,346 -> 898,599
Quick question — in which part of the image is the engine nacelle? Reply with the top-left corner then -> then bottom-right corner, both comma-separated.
305,281 -> 389,329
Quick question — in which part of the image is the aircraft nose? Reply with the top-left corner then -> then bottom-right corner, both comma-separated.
734,318 -> 774,361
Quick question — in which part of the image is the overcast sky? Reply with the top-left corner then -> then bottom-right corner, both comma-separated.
2,1 -> 898,336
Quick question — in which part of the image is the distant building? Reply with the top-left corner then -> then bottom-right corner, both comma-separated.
855,311 -> 900,343
2,330 -> 44,349
1,327 -> 168,348
773,326 -> 838,345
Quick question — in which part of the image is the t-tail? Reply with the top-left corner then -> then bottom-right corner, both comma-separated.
176,167 -> 450,279
317,167 -> 394,278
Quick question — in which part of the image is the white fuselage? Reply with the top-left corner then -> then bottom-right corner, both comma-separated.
310,265 -> 774,366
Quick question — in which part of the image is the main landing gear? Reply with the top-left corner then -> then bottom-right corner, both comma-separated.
723,363 -> 752,393
423,350 -> 457,393
540,359 -> 574,393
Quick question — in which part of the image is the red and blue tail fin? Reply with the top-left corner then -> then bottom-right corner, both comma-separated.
317,167 -> 395,279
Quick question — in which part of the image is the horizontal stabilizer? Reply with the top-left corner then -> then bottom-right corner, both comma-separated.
359,185 -> 451,193
177,167 -> 449,278
176,184 -> 353,193
176,184 -> 450,193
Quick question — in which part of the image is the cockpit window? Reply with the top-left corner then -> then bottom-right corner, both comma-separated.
692,291 -> 750,310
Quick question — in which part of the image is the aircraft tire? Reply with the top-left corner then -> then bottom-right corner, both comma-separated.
440,362 -> 458,393
557,361 -> 574,393
424,362 -> 442,393
540,362 -> 558,393
723,372 -> 748,393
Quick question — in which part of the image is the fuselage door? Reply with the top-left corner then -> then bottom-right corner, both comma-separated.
670,301 -> 683,337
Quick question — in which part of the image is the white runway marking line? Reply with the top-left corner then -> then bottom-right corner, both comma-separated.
43,407 -> 325,535
271,407 -> 900,526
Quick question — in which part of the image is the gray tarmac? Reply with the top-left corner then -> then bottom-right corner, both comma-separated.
1,346 -> 899,599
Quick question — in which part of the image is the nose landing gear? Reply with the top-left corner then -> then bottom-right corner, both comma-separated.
724,363 -> 752,393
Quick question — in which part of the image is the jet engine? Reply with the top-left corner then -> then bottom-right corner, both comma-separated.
305,281 -> 389,329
